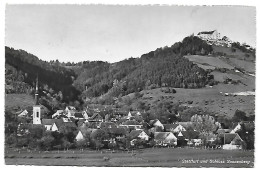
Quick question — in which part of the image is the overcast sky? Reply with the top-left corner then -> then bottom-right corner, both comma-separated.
5,5 -> 255,63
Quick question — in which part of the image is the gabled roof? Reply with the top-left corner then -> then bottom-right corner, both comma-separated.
89,112 -> 103,120
41,119 -> 57,125
149,119 -> 160,126
66,106 -> 76,110
154,132 -> 176,140
122,120 -> 141,125
42,119 -> 64,128
218,133 -> 242,144
198,30 -> 215,35
63,122 -> 77,129
100,122 -> 117,129
129,130 -> 143,139
179,131 -> 199,139
163,124 -> 180,131
108,127 -> 127,136
216,129 -> 231,134
74,112 -> 84,118
77,119 -> 87,127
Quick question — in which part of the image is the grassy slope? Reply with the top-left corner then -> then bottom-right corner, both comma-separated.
129,87 -> 254,118
5,94 -> 34,110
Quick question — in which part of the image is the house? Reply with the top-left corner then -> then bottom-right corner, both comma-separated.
108,127 -> 127,141
216,128 -> 231,134
149,119 -> 164,130
100,122 -> 117,129
178,130 -> 200,146
52,110 -> 64,119
120,120 -> 143,130
197,30 -> 220,40
88,113 -> 103,122
129,130 -> 149,146
218,133 -> 243,150
75,130 -> 85,141
230,123 -> 242,134
41,119 -> 63,131
65,106 -> 76,117
164,123 -> 186,134
82,111 -> 89,119
74,112 -> 84,119
75,127 -> 93,142
154,132 -> 177,146
230,122 -> 254,134
129,130 -> 149,141
17,110 -> 28,117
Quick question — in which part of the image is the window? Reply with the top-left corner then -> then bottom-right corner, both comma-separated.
36,112 -> 39,118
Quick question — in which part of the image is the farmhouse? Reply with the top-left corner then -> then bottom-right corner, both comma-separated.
17,109 -> 29,118
178,130 -> 201,146
218,133 -> 243,150
154,132 -> 177,146
88,112 -> 103,122
164,123 -> 186,134
129,130 -> 149,141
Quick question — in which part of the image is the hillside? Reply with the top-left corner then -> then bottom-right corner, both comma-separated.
5,33 -> 255,119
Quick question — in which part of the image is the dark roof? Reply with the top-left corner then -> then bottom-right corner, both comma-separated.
154,132 -> 175,140
149,119 -> 160,126
117,118 -> 128,124
62,122 -> 77,129
198,30 -> 215,35
108,128 -> 127,136
89,112 -> 103,120
42,119 -> 63,126
74,112 -> 84,118
88,122 -> 100,128
129,130 -> 143,139
122,120 -> 141,125
179,131 -> 199,139
218,133 -> 242,144
100,122 -> 117,129
216,129 -> 231,134
77,119 -> 87,127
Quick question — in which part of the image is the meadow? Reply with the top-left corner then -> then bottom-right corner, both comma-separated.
5,147 -> 254,167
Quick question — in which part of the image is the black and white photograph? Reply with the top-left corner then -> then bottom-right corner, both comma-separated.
2,1 -> 257,168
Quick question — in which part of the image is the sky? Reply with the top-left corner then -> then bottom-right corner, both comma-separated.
5,5 -> 256,63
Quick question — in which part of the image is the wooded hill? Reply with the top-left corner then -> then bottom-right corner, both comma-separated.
5,35 -> 255,105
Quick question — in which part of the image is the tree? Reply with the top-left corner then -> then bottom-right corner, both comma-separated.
39,132 -> 54,150
232,110 -> 248,122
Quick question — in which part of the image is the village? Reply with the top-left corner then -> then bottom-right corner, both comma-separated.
12,84 -> 253,152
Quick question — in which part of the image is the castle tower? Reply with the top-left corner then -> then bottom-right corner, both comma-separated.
33,76 -> 41,124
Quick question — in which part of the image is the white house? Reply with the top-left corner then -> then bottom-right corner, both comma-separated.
150,119 -> 164,130
154,132 -> 177,146
164,123 -> 186,133
75,130 -> 85,141
18,110 -> 28,117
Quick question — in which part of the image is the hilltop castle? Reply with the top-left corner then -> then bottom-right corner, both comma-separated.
197,30 -> 232,47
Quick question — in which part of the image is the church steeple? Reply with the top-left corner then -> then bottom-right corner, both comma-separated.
35,75 -> 39,105
33,75 -> 41,124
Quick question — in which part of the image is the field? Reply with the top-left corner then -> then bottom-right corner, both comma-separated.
137,86 -> 255,118
5,147 -> 254,167
184,55 -> 234,70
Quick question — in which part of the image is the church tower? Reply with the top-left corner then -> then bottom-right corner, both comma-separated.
33,76 -> 41,124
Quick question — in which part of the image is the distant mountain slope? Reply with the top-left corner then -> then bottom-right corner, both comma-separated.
5,47 -> 80,102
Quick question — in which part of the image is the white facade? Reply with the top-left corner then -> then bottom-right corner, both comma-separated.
138,131 -> 149,141
75,131 -> 84,141
33,105 -> 41,124
172,124 -> 186,133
